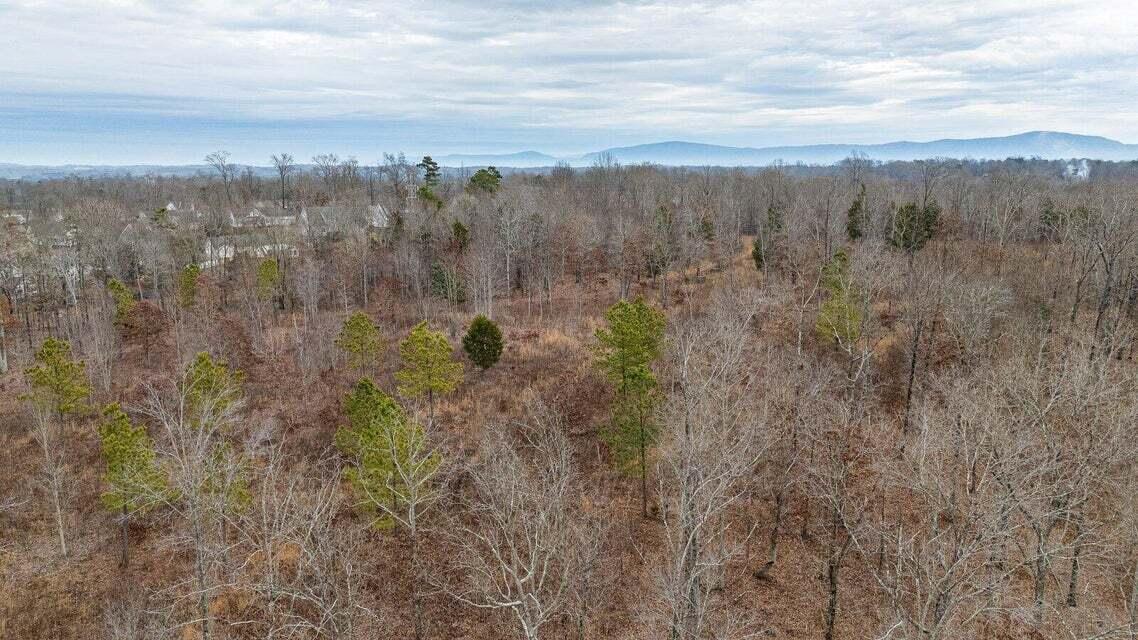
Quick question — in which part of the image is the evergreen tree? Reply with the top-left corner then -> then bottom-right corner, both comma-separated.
751,237 -> 765,272
24,338 -> 90,419
462,314 -> 504,371
256,258 -> 280,303
452,219 -> 470,252
815,249 -> 862,346
336,378 -> 406,527
98,403 -> 166,566
846,184 -> 866,241
429,262 -> 466,304
107,278 -> 136,323
595,298 -> 667,384
336,378 -> 440,527
468,166 -> 503,193
890,200 -> 940,253
336,311 -> 383,372
417,156 -> 441,188
23,338 -> 91,557
335,377 -> 442,640
183,353 -> 251,523
396,321 -> 463,428
184,352 -> 245,426
177,263 -> 201,308
595,298 -> 666,517
416,184 -> 443,211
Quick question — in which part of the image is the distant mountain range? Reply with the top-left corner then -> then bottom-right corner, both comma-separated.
437,132 -> 1138,168
3,132 -> 1136,180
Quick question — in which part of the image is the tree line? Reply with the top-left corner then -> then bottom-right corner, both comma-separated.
1,153 -> 1138,639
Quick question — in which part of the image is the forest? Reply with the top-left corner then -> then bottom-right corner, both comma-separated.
2,153 -> 1138,640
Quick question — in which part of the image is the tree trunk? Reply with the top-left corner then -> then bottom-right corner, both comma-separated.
1091,259 -> 1116,359
40,428 -> 68,557
1128,554 -> 1138,635
192,513 -> 211,640
824,558 -> 840,640
411,528 -> 424,640
1033,539 -> 1047,625
1065,517 -> 1083,607
119,505 -> 129,568
639,404 -> 648,518
0,322 -> 7,374
901,316 -> 923,437
753,489 -> 784,579
52,478 -> 67,557
640,442 -> 648,519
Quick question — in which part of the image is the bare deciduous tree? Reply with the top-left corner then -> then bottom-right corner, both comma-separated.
205,151 -> 234,205
445,397 -> 577,640
656,288 -> 767,640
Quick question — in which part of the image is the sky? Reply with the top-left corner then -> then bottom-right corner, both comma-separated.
2,0 -> 1137,165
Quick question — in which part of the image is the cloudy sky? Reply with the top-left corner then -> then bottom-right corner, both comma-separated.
2,0 -> 1136,164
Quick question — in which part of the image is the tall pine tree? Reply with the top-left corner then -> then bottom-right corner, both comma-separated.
815,249 -> 862,346
595,298 -> 666,517
335,377 -> 442,639
98,403 -> 166,567
24,338 -> 90,420
337,311 -> 383,373
397,322 -> 463,430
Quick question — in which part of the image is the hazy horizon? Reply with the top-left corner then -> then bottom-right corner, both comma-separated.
3,1 -> 1138,164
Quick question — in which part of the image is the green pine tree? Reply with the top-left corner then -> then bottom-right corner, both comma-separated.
815,250 -> 863,346
452,220 -> 470,252
98,403 -> 167,566
177,264 -> 201,308
335,376 -> 442,639
256,258 -> 280,303
467,166 -> 503,193
107,278 -> 136,323
890,200 -> 940,253
604,368 -> 659,473
24,338 -> 90,419
462,314 -> 504,371
595,297 -> 666,517
337,312 -> 383,372
396,321 -> 463,429
336,378 -> 440,528
184,352 -> 244,427
417,156 -> 441,188
751,237 -> 765,272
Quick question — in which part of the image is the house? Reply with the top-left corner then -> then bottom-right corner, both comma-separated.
367,203 -> 390,228
232,205 -> 297,228
296,204 -> 390,237
201,234 -> 298,269
298,205 -> 335,237
2,209 -> 29,225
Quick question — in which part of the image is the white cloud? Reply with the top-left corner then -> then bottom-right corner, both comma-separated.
1,0 -> 1136,162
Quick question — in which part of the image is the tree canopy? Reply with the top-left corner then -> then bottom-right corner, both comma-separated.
396,322 -> 464,400
336,377 -> 441,530
337,312 -> 383,372
24,338 -> 90,418
462,315 -> 504,371
98,403 -> 166,513
467,166 -> 503,193
595,298 -> 666,517
107,278 -> 136,322
815,249 -> 862,346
